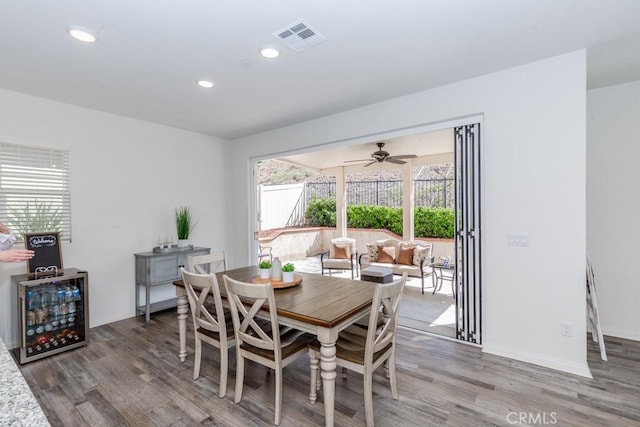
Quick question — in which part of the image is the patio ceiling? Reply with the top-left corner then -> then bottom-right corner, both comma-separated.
277,128 -> 454,174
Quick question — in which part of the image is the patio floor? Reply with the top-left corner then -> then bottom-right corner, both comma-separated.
282,255 -> 456,338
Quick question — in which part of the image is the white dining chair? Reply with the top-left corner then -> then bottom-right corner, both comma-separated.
223,275 -> 312,425
308,272 -> 407,427
180,267 -> 235,398
188,251 -> 227,274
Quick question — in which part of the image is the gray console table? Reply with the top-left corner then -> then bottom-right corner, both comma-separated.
134,246 -> 210,321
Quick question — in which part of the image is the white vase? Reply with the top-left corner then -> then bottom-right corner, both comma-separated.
282,271 -> 295,283
259,268 -> 271,279
271,257 -> 282,280
177,238 -> 190,248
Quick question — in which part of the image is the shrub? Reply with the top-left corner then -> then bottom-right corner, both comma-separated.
305,199 -> 454,239
346,205 -> 386,229
305,198 -> 336,227
414,207 -> 454,238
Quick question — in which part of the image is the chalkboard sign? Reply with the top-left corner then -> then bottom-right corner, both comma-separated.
25,232 -> 63,275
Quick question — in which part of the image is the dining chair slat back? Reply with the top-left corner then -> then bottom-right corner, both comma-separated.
180,267 -> 234,398
188,252 -> 227,275
308,271 -> 407,427
223,274 -> 312,425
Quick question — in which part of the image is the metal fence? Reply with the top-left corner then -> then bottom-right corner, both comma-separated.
305,179 -> 454,208
414,179 -> 454,208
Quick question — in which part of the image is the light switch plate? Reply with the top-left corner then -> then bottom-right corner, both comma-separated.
507,234 -> 529,246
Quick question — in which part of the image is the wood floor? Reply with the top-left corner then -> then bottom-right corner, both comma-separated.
16,309 -> 640,426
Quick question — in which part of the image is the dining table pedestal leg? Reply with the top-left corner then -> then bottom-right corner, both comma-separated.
319,328 -> 338,427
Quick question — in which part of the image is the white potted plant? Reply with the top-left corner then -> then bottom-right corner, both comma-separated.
281,262 -> 295,283
259,260 -> 272,279
175,206 -> 194,248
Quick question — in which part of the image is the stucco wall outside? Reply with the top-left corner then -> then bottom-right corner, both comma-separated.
259,227 -> 454,261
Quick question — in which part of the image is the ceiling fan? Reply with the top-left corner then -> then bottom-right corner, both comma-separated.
345,142 -> 417,167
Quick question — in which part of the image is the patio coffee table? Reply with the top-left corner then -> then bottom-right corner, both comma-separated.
360,266 -> 393,283
430,262 -> 456,298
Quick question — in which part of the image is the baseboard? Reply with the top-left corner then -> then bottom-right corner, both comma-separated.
601,328 -> 640,341
482,343 -> 593,378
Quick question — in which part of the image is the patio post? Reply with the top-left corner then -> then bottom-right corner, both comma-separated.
402,161 -> 415,240
335,166 -> 347,237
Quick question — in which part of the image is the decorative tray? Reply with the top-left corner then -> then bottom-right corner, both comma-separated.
153,245 -> 193,253
251,274 -> 303,289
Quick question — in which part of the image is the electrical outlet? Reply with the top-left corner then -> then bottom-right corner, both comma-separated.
560,322 -> 573,337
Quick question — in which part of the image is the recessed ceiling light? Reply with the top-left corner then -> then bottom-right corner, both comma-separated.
67,26 -> 97,43
260,46 -> 280,59
197,80 -> 214,88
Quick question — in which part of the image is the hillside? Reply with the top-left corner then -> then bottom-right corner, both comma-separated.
256,159 -> 453,185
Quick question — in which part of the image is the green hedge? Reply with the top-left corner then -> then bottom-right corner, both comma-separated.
347,205 -> 403,235
305,198 -> 337,227
305,198 -> 454,238
414,207 -> 455,238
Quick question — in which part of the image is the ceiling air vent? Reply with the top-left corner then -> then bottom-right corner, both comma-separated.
273,19 -> 327,52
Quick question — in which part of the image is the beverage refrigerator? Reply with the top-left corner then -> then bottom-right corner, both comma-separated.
13,268 -> 89,364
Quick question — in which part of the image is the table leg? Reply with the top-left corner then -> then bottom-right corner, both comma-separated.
135,283 -> 139,317
432,268 -> 440,294
176,288 -> 188,362
145,284 -> 151,322
318,328 -> 338,427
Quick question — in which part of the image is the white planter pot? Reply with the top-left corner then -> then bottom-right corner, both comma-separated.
259,268 -> 271,279
282,271 -> 295,283
177,238 -> 190,248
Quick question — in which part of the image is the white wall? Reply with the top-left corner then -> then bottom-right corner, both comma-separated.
229,51 -> 589,376
587,80 -> 640,341
0,89 -> 227,347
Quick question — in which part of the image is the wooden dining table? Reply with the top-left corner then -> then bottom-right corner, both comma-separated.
173,265 -> 376,427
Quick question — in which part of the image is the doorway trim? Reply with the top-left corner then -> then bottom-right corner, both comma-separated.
247,115 -> 484,345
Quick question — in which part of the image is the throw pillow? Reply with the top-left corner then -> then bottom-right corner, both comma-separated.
413,245 -> 432,266
332,243 -> 351,259
377,245 -> 396,263
366,243 -> 379,261
397,246 -> 415,265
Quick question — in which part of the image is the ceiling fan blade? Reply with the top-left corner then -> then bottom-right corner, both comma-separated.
386,158 -> 407,165
389,154 -> 418,160
363,160 -> 377,167
344,159 -> 373,163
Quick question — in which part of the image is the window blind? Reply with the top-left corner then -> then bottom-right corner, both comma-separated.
0,142 -> 71,242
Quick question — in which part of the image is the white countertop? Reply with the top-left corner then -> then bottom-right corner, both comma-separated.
0,338 -> 50,426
